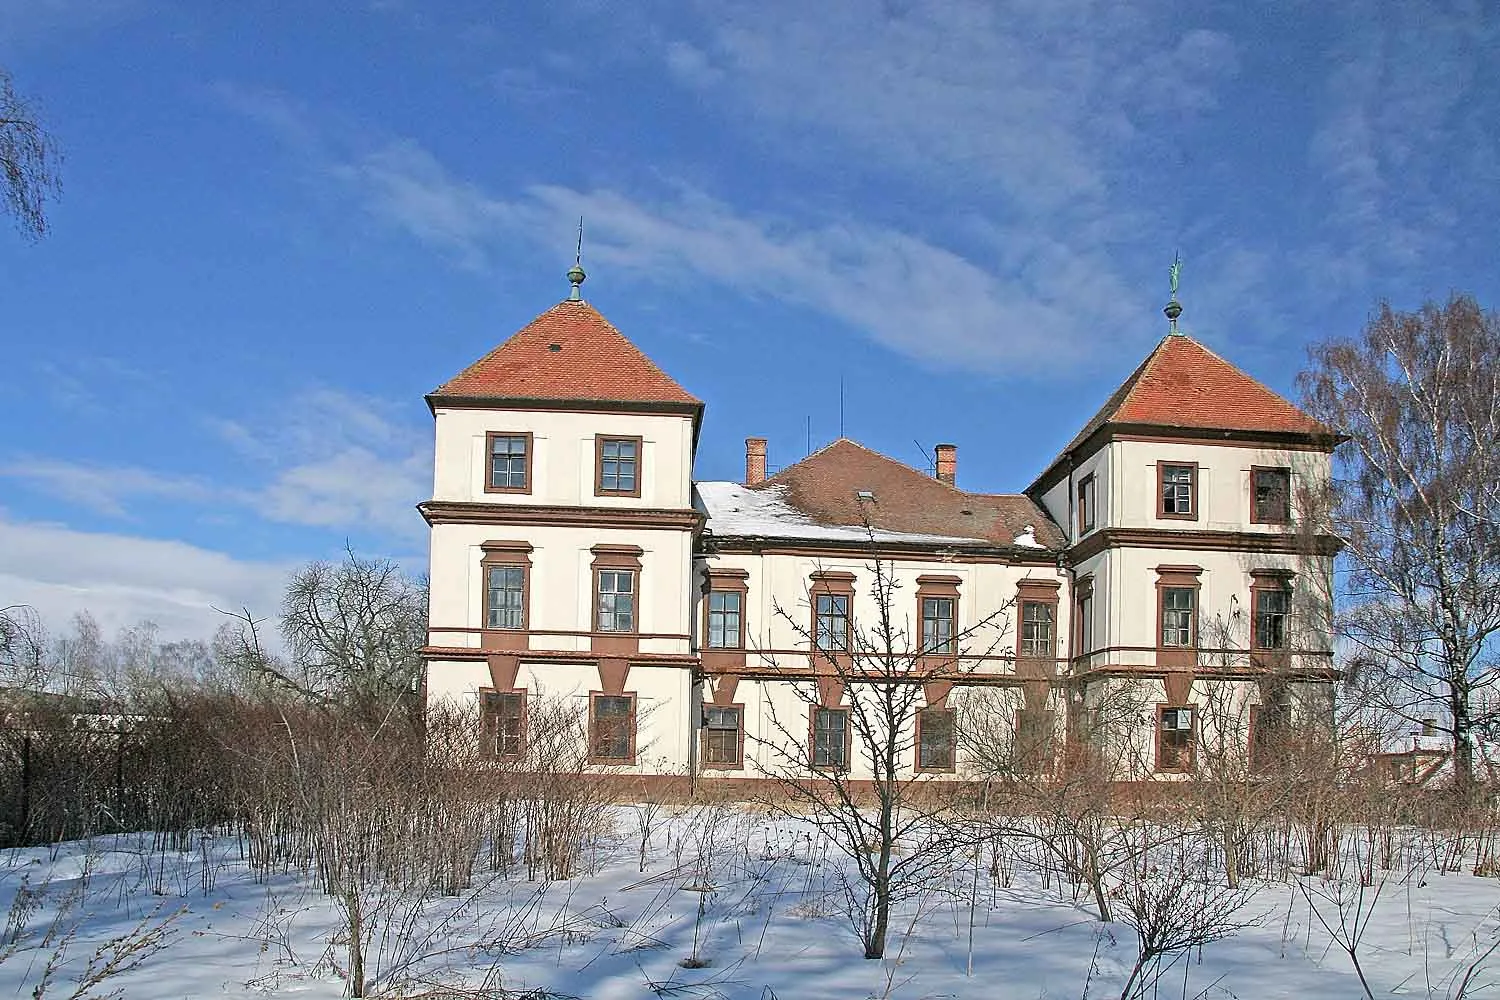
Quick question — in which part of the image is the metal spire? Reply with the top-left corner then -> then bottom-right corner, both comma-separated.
567,217 -> 586,300
1164,251 -> 1184,334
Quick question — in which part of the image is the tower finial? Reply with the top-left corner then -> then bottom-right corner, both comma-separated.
1164,251 -> 1183,334
566,217 -> 586,301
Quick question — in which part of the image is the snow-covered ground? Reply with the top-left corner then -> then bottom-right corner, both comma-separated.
3,808 -> 1498,999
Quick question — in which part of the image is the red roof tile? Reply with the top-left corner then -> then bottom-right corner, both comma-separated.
430,300 -> 701,407
756,438 -> 1066,549
1061,334 -> 1330,454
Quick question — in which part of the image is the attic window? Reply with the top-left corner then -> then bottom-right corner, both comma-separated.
855,490 -> 876,502
547,343 -> 562,352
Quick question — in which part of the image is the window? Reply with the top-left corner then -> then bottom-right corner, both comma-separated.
1020,601 -> 1055,658
484,691 -> 525,758
1253,467 -> 1291,524
1157,706 -> 1196,772
596,570 -> 636,633
1161,588 -> 1196,647
485,432 -> 531,493
706,591 -> 743,648
917,707 -> 956,771
596,435 -> 642,496
1254,587 -> 1290,650
1159,463 -> 1197,518
485,565 -> 525,630
704,706 -> 742,767
1078,474 -> 1097,534
921,597 -> 956,655
1015,709 -> 1055,774
812,707 -> 849,769
1249,700 -> 1289,774
815,593 -> 850,652
590,694 -> 635,761
1076,590 -> 1094,656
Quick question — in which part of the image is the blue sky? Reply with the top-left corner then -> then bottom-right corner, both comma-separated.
1,0 -> 1497,639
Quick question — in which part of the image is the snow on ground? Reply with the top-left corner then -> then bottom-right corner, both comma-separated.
696,482 -> 990,546
3,808 -> 1499,999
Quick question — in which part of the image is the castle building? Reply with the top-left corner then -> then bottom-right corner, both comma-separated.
419,265 -> 1341,786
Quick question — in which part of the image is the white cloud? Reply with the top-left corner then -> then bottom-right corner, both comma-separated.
0,511 -> 293,640
330,142 -> 1145,375
3,388 -> 431,544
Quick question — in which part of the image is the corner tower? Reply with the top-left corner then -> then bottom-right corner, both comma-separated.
420,266 -> 703,777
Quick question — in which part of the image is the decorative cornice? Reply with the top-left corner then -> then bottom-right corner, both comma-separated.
419,500 -> 704,531
1028,422 -> 1346,497
1069,526 -> 1343,563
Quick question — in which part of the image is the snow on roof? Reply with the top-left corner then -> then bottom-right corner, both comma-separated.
695,481 -> 991,546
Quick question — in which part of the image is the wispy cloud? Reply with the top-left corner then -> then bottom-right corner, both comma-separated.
317,138 -> 1145,375
1305,1 -> 1498,290
4,388 -> 430,543
0,511 -> 293,639
212,387 -> 430,540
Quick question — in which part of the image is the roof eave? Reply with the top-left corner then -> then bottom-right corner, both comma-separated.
1026,421 -> 1349,498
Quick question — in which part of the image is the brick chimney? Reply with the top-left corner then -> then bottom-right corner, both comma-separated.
934,443 -> 957,486
745,437 -> 767,486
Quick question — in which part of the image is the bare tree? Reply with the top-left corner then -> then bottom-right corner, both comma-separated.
753,550 -> 1014,959
0,68 -> 61,240
0,605 -> 50,691
218,549 -> 427,715
1300,294 -> 1500,789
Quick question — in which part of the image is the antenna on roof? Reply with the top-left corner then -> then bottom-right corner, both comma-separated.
1164,251 -> 1183,335
567,217 -> 586,301
914,439 -> 935,477
805,415 -> 812,458
838,374 -> 845,439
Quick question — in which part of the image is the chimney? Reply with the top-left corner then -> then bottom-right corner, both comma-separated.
934,443 -> 957,486
1421,718 -> 1437,738
745,437 -> 767,486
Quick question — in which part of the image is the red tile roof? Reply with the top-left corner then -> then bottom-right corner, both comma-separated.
1061,333 -> 1331,454
430,300 -> 701,407
755,438 -> 1066,549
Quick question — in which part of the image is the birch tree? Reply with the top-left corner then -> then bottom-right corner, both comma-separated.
1300,294 -> 1500,789
1,67 -> 61,240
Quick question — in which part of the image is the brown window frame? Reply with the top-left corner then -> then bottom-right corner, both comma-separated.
1015,579 -> 1062,662
1014,708 -> 1056,775
588,691 -> 637,764
701,703 -> 745,769
810,705 -> 851,771
1154,565 -> 1202,669
1248,700 -> 1290,774
1252,583 -> 1291,651
591,545 -> 643,655
594,434 -> 644,498
1251,466 -> 1292,525
483,431 -> 534,495
481,688 -> 527,760
479,541 -> 533,652
705,590 -> 746,650
809,571 -> 856,657
1156,704 -> 1197,773
1074,575 -> 1095,659
915,706 -> 957,773
1077,473 -> 1097,534
1019,600 -> 1056,659
1157,462 -> 1199,521
915,575 -> 961,661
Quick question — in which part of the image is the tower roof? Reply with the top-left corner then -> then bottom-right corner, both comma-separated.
428,299 -> 701,411
1030,332 -> 1339,494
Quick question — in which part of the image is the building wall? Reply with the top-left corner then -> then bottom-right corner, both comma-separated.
427,522 -> 694,655
431,405 -> 696,509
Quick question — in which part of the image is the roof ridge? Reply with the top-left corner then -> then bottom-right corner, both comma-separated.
762,436 -> 966,494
